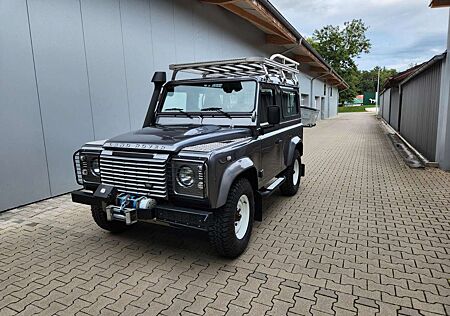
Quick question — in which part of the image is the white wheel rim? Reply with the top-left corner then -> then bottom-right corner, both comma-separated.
293,159 -> 300,186
235,194 -> 250,240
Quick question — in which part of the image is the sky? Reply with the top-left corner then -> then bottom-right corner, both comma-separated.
270,0 -> 449,71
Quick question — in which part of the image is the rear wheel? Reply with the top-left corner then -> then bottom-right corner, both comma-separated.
91,205 -> 128,233
280,150 -> 301,196
209,178 -> 254,258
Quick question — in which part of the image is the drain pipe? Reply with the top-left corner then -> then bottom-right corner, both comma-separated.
310,72 -> 330,108
280,38 -> 303,56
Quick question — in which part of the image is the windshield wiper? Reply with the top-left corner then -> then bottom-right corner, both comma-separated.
201,107 -> 232,119
164,107 -> 193,119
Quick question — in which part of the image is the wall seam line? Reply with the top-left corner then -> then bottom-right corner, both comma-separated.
148,0 -> 155,71
25,0 -> 52,196
79,0 -> 96,140
118,0 -> 132,131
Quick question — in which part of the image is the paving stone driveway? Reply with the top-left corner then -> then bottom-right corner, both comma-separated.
1,113 -> 449,316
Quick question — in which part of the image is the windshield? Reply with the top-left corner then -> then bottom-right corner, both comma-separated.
160,81 -> 256,114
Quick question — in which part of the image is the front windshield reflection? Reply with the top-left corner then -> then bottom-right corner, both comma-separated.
160,81 -> 256,114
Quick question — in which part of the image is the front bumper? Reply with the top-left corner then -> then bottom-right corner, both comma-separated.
71,189 -> 213,231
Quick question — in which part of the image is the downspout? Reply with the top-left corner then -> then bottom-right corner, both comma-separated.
337,86 -> 349,109
310,72 -> 330,108
280,38 -> 303,56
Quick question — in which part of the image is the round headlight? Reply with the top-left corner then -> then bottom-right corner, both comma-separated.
90,158 -> 100,177
177,166 -> 195,187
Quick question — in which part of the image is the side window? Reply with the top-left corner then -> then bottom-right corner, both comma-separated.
281,90 -> 299,117
259,87 -> 275,123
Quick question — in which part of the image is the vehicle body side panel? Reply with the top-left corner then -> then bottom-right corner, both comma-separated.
213,156 -> 256,208
285,135 -> 301,166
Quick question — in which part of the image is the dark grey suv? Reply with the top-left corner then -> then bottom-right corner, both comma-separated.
71,55 -> 315,257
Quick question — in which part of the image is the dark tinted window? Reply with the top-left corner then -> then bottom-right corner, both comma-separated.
259,88 -> 275,123
281,90 -> 299,117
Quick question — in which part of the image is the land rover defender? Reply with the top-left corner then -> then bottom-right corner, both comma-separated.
71,55 -> 318,257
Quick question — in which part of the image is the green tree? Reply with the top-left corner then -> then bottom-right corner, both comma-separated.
357,67 -> 397,94
309,19 -> 371,103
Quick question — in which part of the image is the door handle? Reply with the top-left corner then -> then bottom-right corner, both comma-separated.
275,139 -> 282,144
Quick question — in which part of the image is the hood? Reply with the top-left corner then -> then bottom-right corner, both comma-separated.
104,125 -> 252,152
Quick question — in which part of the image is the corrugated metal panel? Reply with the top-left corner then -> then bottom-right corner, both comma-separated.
400,61 -> 443,161
0,0 -> 342,211
27,0 -> 95,196
390,87 -> 400,131
382,88 -> 391,122
0,0 -> 52,210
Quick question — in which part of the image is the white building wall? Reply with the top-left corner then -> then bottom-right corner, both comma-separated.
297,72 -> 339,119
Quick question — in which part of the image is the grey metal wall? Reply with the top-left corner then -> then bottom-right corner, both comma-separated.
0,1 -> 52,209
382,88 -> 391,122
0,0 -> 341,211
389,87 -> 400,131
0,0 -> 271,211
400,61 -> 443,161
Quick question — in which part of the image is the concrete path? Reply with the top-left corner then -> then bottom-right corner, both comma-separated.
1,113 -> 449,315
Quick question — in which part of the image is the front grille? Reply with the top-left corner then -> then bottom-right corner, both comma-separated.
99,151 -> 169,198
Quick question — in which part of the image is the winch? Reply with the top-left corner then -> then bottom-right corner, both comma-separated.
106,193 -> 157,225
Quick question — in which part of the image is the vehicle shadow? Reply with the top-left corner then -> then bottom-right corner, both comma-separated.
110,220 -> 219,259
99,190 -> 297,261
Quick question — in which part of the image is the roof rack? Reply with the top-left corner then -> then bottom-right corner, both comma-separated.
169,54 -> 299,85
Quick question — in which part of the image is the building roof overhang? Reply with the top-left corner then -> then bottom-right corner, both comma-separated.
201,0 -> 349,89
429,0 -> 450,8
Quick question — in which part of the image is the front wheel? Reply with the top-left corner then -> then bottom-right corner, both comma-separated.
280,150 -> 301,196
209,178 -> 254,258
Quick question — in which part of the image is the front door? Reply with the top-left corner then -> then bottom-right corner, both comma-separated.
279,88 -> 301,170
258,85 -> 283,184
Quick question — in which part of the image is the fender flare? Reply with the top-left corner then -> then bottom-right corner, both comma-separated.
286,136 -> 302,166
215,157 -> 256,208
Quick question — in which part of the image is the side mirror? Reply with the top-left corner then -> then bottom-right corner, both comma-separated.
267,105 -> 280,125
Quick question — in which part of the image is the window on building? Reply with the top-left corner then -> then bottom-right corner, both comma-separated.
329,87 -> 333,97
323,84 -> 326,96
301,94 -> 309,107
281,90 -> 299,117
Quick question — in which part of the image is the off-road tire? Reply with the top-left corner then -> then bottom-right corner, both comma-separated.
91,205 -> 128,233
209,178 -> 255,258
280,149 -> 301,196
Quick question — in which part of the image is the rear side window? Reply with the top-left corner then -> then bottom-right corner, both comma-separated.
259,88 -> 275,123
281,90 -> 299,117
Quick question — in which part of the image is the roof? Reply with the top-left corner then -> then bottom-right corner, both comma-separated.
429,0 -> 450,7
382,51 -> 446,91
200,0 -> 349,89
382,64 -> 425,91
400,51 -> 447,85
